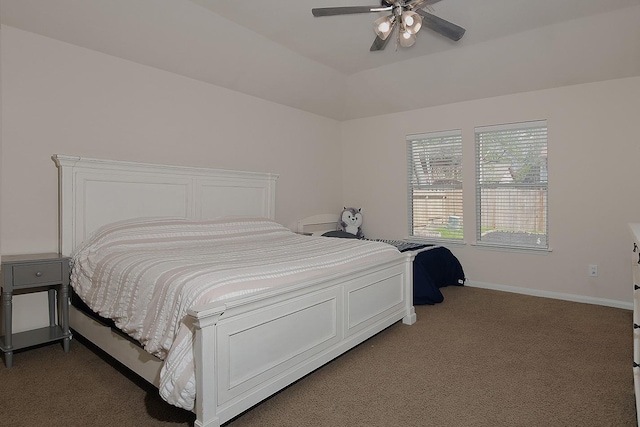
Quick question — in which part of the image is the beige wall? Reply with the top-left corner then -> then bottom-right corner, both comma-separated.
341,76 -> 640,306
0,26 -> 343,331
1,25 -> 343,250
2,23 -> 639,332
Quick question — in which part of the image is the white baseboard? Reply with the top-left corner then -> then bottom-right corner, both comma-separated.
465,280 -> 633,311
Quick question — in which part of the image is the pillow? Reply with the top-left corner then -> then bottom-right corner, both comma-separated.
321,230 -> 359,239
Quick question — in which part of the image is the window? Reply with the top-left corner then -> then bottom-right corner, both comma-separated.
407,130 -> 463,242
475,121 -> 548,250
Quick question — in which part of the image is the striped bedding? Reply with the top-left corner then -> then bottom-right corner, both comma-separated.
70,217 -> 401,410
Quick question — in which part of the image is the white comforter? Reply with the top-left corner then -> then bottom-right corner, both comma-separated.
70,217 -> 400,410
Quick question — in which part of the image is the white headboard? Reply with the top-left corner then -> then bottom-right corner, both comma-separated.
53,155 -> 279,255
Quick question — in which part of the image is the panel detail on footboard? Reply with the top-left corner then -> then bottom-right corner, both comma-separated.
215,287 -> 342,405
345,266 -> 405,335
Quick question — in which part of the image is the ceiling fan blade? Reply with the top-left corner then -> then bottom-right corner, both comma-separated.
312,6 -> 391,17
370,34 -> 392,51
406,0 -> 443,9
416,9 -> 466,41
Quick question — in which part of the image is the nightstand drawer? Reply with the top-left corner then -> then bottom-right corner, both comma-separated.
12,263 -> 62,287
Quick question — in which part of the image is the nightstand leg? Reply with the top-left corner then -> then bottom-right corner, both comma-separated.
2,291 -> 13,368
60,283 -> 70,353
47,288 -> 56,326
3,351 -> 12,369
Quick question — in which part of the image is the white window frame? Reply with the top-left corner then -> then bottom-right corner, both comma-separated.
407,130 -> 463,244
474,120 -> 549,251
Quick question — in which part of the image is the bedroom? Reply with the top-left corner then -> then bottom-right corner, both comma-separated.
1,0 -> 640,425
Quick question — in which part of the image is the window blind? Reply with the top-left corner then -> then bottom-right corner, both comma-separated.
475,120 -> 548,250
407,130 -> 463,242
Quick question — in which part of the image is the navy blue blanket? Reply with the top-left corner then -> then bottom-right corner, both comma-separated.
411,246 -> 465,305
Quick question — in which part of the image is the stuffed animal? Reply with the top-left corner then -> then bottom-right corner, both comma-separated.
337,207 -> 364,238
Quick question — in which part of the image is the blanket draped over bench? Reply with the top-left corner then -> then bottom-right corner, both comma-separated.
412,246 -> 465,305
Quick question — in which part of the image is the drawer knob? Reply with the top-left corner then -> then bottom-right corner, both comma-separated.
35,271 -> 43,277
636,362 -> 640,368
635,243 -> 638,253
635,284 -> 640,291
635,324 -> 640,329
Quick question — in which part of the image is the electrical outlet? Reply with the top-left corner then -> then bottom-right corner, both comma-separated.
589,264 -> 598,277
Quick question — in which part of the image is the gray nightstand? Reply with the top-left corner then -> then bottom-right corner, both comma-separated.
0,253 -> 72,367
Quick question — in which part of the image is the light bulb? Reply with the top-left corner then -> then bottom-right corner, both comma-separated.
399,31 -> 416,47
373,16 -> 395,40
401,11 -> 422,35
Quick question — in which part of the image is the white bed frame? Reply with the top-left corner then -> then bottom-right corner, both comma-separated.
53,155 -> 416,427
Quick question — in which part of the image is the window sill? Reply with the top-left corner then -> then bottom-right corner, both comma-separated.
470,242 -> 552,254
406,237 -> 467,247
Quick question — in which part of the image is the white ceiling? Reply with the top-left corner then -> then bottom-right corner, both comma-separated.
2,0 -> 640,120
192,0 -> 640,75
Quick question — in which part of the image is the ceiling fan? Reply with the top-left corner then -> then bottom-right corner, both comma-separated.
312,0 -> 465,51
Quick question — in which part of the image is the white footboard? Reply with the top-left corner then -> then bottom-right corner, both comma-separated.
188,254 -> 415,427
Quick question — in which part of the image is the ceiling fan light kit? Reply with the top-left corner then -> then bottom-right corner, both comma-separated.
312,0 -> 466,51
